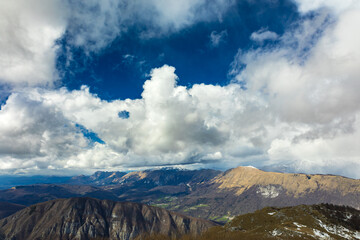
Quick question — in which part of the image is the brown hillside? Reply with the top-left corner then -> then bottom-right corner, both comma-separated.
213,166 -> 360,197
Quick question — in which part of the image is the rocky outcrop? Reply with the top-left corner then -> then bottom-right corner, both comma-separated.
0,197 -> 217,240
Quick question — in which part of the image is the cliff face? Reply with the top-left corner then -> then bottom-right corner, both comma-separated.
0,197 -> 216,240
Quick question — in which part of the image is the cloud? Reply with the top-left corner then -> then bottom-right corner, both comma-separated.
0,90 -> 91,173
250,28 -> 278,43
0,65 -> 270,174
230,1 -> 360,177
209,30 -> 228,47
1,53 -> 360,177
0,0 -> 235,86
64,0 -> 235,51
1,0 -> 359,178
292,0 -> 359,14
0,0 -> 66,86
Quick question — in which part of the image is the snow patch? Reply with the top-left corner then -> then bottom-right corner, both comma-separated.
293,222 -> 306,229
245,165 -> 258,169
270,229 -> 282,236
313,229 -> 330,239
317,219 -> 358,239
257,185 -> 282,198
268,212 -> 276,215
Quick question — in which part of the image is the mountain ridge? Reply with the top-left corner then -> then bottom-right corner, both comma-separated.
213,166 -> 360,197
0,197 -> 217,240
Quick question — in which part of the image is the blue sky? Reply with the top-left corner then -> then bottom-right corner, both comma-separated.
0,0 -> 360,178
57,0 -> 299,100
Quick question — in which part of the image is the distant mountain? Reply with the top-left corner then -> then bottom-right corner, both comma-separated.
70,168 -> 221,188
0,175 -> 72,189
0,197 -> 217,240
0,184 -> 119,206
151,166 -> 360,222
0,168 -> 221,207
0,202 -> 25,219
105,168 -> 222,203
196,204 -> 360,239
70,171 -> 127,186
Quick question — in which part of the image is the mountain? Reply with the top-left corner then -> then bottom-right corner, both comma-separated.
0,197 -> 217,240
196,204 -> 360,239
0,175 -> 72,189
0,184 -> 119,206
70,171 -> 127,186
151,166 -> 360,222
0,202 -> 25,219
105,168 -> 222,203
0,168 -> 221,207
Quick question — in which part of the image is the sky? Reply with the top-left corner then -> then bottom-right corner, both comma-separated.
0,0 -> 359,178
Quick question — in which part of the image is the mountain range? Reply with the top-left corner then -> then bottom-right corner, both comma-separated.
0,166 -> 358,223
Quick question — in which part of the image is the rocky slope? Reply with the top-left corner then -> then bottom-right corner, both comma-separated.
0,202 -> 25,219
196,204 -> 360,239
0,197 -> 217,240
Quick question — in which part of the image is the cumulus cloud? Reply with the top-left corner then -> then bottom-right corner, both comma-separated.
0,65 -> 271,174
1,55 -> 360,177
209,30 -> 228,47
0,90 -> 90,173
0,0 -> 66,86
250,28 -> 278,43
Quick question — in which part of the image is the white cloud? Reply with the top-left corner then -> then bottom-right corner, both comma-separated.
209,30 -> 228,47
292,0 -> 359,14
0,90 -> 90,173
250,28 -> 278,43
230,2 -> 360,177
0,0 -> 235,86
0,0 -> 67,86
1,0 -> 359,178
1,53 -> 360,177
0,65 -> 270,174
65,0 -> 235,50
